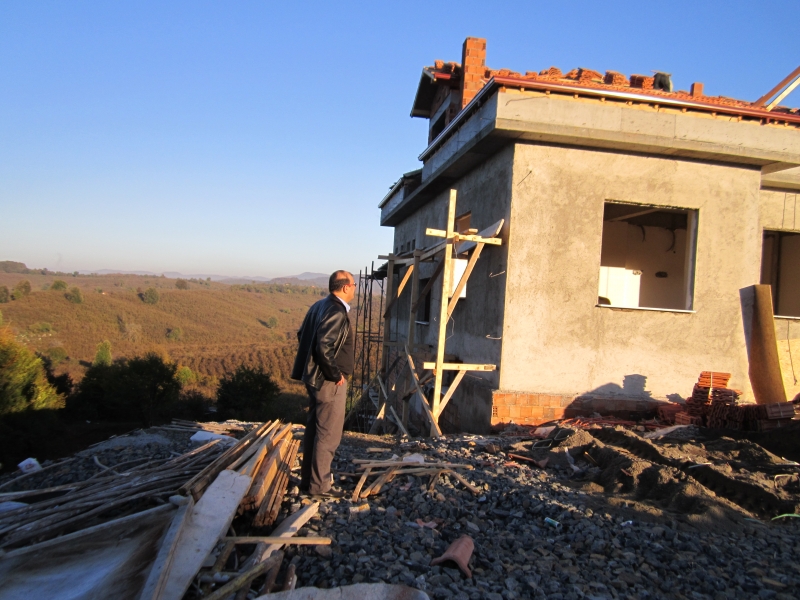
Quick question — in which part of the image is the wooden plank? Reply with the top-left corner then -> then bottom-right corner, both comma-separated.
240,438 -> 287,510
139,499 -> 194,600
159,469 -> 253,600
251,502 -> 320,563
228,421 -> 279,472
351,467 -> 372,502
432,190 -> 457,430
201,551 -> 284,600
422,362 -> 496,371
426,228 -> 447,237
436,370 -> 466,418
383,263 -> 415,317
455,218 -> 504,255
754,65 -> 800,107
222,536 -> 331,545
447,242 -> 485,318
411,259 -> 444,313
405,345 -> 442,438
767,74 -> 800,111
381,257 -> 396,374
425,228 -> 500,245
389,404 -> 410,437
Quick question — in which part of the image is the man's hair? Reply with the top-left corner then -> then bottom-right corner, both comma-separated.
329,270 -> 353,293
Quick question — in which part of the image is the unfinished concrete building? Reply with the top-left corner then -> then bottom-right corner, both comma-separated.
377,38 -> 800,434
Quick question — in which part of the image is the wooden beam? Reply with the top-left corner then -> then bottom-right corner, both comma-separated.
389,404 -> 410,437
423,362 -> 496,371
767,75 -> 800,111
454,218 -> 504,255
381,257 -> 395,374
435,370 -> 466,418
404,345 -> 442,438
447,242 -> 485,318
411,259 -> 445,313
432,190 -> 457,429
425,227 -> 501,246
222,536 -> 331,545
608,207 -> 662,222
405,250 -> 422,429
754,65 -> 800,107
383,263 -> 415,318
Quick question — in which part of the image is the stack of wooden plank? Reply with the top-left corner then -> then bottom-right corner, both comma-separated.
350,456 -> 480,502
0,438 -> 225,551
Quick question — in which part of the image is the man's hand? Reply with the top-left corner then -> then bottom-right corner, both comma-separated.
336,375 -> 346,386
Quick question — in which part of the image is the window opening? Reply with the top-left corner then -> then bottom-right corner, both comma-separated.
598,202 -> 697,310
417,278 -> 431,323
761,230 -> 800,317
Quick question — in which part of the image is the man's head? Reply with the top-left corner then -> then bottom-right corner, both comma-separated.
329,270 -> 356,304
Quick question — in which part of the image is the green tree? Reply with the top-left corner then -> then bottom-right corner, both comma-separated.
216,365 -> 281,421
47,346 -> 68,363
69,353 -> 180,426
51,280 -> 67,291
0,287 -> 8,303
11,280 -> 31,300
0,310 -> 3,326
65,287 -> 83,304
0,328 -> 64,415
93,340 -> 112,367
175,278 -> 189,290
141,287 -> 159,304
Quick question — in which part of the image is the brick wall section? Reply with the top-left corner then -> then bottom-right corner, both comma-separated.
491,391 -> 661,426
460,37 -> 486,109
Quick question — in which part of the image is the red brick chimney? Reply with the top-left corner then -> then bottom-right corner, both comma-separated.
460,37 -> 487,109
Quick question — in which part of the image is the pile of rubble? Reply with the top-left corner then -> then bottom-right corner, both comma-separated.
2,417 -> 800,600
286,426 -> 800,600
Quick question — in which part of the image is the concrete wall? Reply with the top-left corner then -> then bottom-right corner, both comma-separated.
390,145 -> 514,431
500,143 -> 762,402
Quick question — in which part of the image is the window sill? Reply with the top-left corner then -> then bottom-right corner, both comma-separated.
415,321 -> 430,326
775,315 -> 800,321
595,304 -> 696,314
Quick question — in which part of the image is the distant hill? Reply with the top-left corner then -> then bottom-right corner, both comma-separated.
0,271 -> 331,394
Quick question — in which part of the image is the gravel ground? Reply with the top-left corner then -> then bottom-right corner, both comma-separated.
279,430 -> 800,600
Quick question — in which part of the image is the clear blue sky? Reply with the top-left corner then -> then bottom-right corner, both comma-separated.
2,1 -> 798,278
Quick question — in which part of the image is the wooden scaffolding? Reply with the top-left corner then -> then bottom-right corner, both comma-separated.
374,189 -> 503,438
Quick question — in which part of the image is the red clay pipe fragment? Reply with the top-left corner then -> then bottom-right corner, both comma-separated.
430,535 -> 475,578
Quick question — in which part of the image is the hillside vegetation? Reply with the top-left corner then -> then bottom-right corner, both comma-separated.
0,271 -> 326,395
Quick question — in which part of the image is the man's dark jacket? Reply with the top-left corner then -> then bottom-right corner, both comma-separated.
291,294 -> 350,389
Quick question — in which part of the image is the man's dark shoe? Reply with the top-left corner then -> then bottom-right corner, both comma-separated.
311,489 -> 346,501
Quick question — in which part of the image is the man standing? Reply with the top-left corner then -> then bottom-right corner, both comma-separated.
291,270 -> 356,498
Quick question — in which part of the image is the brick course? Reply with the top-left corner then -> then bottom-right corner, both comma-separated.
460,37 -> 486,109
490,390 -> 661,426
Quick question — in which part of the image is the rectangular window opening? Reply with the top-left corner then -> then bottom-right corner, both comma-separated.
598,201 -> 697,310
761,230 -> 800,317
416,278 -> 432,323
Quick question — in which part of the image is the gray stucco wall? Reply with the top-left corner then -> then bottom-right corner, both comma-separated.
390,146 -> 514,430
501,143 -> 762,402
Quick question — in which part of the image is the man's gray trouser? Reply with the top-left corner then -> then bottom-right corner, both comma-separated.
301,380 -> 347,495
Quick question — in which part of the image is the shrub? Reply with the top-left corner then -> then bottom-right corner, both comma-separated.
51,280 -> 67,291
175,279 -> 189,290
265,316 -> 278,329
65,287 -> 83,304
69,353 -> 180,426
0,287 -> 8,303
0,328 -> 64,415
166,327 -> 183,341
47,346 -> 68,363
11,280 -> 31,300
93,340 -> 112,367
141,287 -> 159,305
216,365 -> 281,421
0,310 -> 3,326
176,366 -> 196,385
29,322 -> 53,334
